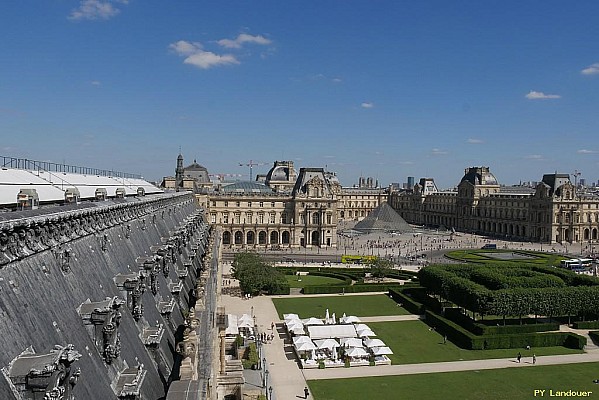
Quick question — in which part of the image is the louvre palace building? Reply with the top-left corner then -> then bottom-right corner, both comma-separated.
165,156 -> 387,249
388,166 -> 599,244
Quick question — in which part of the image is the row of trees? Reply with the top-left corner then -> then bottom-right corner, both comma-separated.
418,264 -> 599,322
231,252 -> 289,295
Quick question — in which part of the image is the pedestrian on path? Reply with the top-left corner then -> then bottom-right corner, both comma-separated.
533,354 -> 536,364
304,386 -> 310,399
517,352 -> 521,363
443,335 -> 447,344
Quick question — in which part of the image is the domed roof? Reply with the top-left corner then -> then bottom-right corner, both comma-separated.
185,160 -> 208,171
269,166 -> 289,181
222,181 -> 274,194
460,167 -> 498,186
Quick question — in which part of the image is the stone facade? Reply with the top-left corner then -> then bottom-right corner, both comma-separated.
389,166 -> 599,244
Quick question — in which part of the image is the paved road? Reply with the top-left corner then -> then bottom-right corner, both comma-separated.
303,350 -> 599,380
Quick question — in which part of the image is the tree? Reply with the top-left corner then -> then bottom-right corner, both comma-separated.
368,258 -> 393,282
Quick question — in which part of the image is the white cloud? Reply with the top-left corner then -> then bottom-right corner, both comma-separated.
90,80 -> 101,86
361,102 -> 374,109
218,33 -> 272,49
525,154 -> 544,160
68,0 -> 125,21
169,40 -> 239,69
431,148 -> 448,155
578,149 -> 598,154
332,77 -> 342,83
398,161 -> 414,165
467,138 -> 483,144
581,63 -> 599,75
525,91 -> 561,100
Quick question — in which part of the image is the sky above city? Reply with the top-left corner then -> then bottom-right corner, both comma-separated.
1,1 -> 598,188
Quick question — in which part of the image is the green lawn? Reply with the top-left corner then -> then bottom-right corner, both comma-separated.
370,320 -> 583,364
309,362 -> 599,400
286,274 -> 346,288
272,294 -> 411,319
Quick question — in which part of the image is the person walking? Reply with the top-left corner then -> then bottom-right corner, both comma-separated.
517,352 -> 521,363
304,386 -> 310,399
533,354 -> 536,364
443,335 -> 447,344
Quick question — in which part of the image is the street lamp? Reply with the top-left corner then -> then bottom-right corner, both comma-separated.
269,385 -> 273,400
264,369 -> 269,389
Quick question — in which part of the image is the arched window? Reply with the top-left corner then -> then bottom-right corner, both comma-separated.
311,231 -> 320,246
258,231 -> 267,245
234,231 -> 243,245
282,231 -> 290,244
223,231 -> 231,245
270,231 -> 279,244
246,231 -> 255,245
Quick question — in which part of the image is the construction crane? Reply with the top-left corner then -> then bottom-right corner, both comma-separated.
238,160 -> 266,181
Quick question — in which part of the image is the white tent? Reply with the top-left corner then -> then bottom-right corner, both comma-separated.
314,338 -> 339,350
325,309 -> 330,324
331,313 -> 336,325
286,321 -> 304,330
357,329 -> 376,337
290,326 -> 305,335
225,314 -> 239,336
340,315 -> 361,324
340,337 -> 364,348
371,346 -> 394,355
295,341 -> 317,352
293,336 -> 313,346
364,338 -> 386,348
346,347 -> 368,358
354,324 -> 371,332
238,319 -> 253,329
308,325 -> 357,340
239,314 -> 253,323
302,317 -> 324,326
284,313 -> 300,320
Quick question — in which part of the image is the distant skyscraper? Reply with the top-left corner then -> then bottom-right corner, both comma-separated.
407,176 -> 415,190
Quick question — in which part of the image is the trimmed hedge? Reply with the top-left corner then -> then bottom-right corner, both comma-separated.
588,331 -> 599,345
302,283 -> 404,295
425,310 -> 586,350
389,289 -> 425,315
270,284 -> 290,295
307,271 -> 352,285
573,320 -> 599,329
444,308 -> 560,335
403,286 -> 444,314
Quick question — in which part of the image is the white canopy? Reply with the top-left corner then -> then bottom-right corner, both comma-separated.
284,313 -> 300,320
314,338 -> 339,350
286,321 -> 304,329
371,346 -> 394,355
346,347 -> 368,358
340,316 -> 361,324
354,324 -> 371,332
340,337 -> 364,348
295,341 -> 318,352
364,338 -> 386,348
302,317 -> 324,326
357,329 -> 376,337
293,336 -> 313,345
238,319 -> 253,329
239,314 -> 253,323
308,325 -> 357,340
289,326 -> 305,335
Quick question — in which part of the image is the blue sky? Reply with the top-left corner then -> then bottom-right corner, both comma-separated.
1,1 -> 598,188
